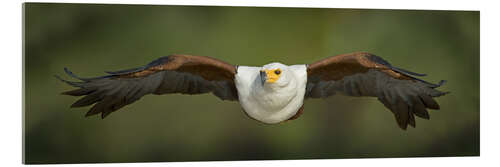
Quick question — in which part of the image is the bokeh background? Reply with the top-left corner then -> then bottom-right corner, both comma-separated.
23,3 -> 479,164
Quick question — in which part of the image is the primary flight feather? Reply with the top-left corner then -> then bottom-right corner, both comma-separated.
57,52 -> 448,130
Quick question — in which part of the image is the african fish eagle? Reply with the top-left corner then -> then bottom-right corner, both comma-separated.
56,52 -> 448,130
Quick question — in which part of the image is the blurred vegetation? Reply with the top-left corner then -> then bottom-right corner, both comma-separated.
23,3 -> 479,164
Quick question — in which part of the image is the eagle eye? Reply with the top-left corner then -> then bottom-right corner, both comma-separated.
274,69 -> 281,75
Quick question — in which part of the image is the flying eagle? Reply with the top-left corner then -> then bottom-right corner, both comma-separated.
57,52 -> 448,130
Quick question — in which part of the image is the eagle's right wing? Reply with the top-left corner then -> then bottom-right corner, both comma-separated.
57,55 -> 238,118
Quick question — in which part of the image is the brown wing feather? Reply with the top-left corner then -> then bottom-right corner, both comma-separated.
306,52 -> 448,130
57,54 -> 238,119
118,55 -> 236,81
307,52 -> 411,81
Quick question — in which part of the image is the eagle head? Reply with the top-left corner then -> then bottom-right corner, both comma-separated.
260,63 -> 291,87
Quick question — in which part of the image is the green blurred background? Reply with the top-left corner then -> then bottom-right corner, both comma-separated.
23,3 -> 479,164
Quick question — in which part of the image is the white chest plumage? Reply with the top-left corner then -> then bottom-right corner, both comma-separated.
235,65 -> 308,124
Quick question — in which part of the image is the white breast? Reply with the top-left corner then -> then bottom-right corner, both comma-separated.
234,65 -> 308,124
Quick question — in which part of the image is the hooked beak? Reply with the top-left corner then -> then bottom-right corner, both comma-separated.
260,70 -> 267,86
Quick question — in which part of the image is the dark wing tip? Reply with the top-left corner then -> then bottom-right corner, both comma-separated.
147,56 -> 171,66
408,114 -> 416,128
85,111 -> 97,117
433,80 -> 447,88
64,67 -> 84,80
400,124 -> 408,130
70,102 -> 82,108
368,55 -> 447,91
54,74 -> 70,83
63,67 -> 104,81
54,74 -> 64,82
367,54 -> 427,77
390,66 -> 427,77
101,112 -> 111,119
55,74 -> 84,88
435,90 -> 450,97
397,119 -> 409,130
428,80 -> 449,97
103,56 -> 172,76
104,67 -> 144,75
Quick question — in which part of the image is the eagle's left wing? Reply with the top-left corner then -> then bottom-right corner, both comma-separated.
56,54 -> 238,118
306,52 -> 448,129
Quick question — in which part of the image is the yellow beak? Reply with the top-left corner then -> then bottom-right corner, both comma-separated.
260,69 -> 281,85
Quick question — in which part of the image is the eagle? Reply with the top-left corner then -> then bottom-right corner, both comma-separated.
56,52 -> 448,130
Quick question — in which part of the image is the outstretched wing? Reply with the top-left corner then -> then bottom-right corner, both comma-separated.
56,54 -> 238,118
306,52 -> 448,130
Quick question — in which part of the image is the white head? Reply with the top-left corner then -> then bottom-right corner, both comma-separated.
260,63 -> 292,88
